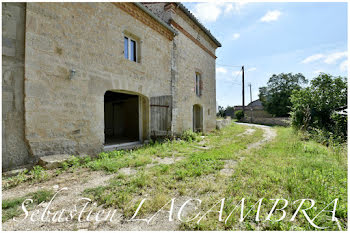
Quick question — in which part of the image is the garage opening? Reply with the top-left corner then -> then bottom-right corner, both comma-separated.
104,91 -> 139,145
193,104 -> 203,132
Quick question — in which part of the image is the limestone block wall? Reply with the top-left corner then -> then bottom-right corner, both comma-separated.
2,2 -> 219,169
2,3 -> 31,170
24,3 -> 173,158
171,9 -> 217,134
242,117 -> 291,126
216,117 -> 232,130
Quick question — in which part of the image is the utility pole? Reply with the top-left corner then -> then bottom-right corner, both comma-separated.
248,83 -> 252,104
242,66 -> 245,114
248,83 -> 253,123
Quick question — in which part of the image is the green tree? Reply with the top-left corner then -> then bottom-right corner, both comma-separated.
235,110 -> 244,121
259,73 -> 307,117
217,105 -> 225,118
224,106 -> 234,117
290,73 -> 347,141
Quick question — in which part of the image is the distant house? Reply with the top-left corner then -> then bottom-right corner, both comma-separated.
234,99 -> 272,118
247,99 -> 264,109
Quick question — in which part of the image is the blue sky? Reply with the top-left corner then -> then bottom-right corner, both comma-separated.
183,1 -> 348,108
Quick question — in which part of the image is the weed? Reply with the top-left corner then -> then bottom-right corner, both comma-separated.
29,165 -> 48,181
2,190 -> 54,222
180,130 -> 199,142
83,123 -> 262,221
5,123 -> 345,230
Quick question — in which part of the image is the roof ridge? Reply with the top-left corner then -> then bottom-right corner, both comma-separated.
142,2 -> 221,47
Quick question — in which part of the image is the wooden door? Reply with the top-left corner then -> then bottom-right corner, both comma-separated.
150,95 -> 172,137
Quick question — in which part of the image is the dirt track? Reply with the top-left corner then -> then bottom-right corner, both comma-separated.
2,123 -> 276,231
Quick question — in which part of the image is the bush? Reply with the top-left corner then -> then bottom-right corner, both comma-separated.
180,130 -> 198,142
235,110 -> 244,121
331,112 -> 347,140
290,73 -> 347,142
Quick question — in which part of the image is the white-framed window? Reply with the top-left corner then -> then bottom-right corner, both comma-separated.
124,36 -> 137,62
195,73 -> 202,96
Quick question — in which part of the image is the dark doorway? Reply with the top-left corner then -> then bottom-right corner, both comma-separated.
193,104 -> 203,132
104,91 -> 139,145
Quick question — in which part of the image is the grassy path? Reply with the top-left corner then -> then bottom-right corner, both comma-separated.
2,123 -> 347,231
186,126 -> 347,231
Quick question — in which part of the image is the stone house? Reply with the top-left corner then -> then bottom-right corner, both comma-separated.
2,2 -> 221,170
234,99 -> 273,118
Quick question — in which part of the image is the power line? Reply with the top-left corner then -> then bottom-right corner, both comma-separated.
232,70 -> 242,83
217,63 -> 256,69
217,64 -> 242,68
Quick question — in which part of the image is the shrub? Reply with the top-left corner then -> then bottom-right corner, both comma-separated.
180,130 -> 198,142
290,73 -> 347,142
235,110 -> 244,121
331,112 -> 347,140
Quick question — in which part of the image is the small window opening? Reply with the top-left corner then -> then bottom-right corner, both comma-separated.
195,73 -> 202,96
124,36 -> 137,62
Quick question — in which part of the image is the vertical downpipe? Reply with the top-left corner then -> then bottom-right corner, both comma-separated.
170,39 -> 177,136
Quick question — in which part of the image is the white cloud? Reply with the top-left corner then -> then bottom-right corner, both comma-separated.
301,51 -> 348,66
301,54 -> 325,64
260,10 -> 282,22
216,67 -> 231,82
313,70 -> 324,74
215,70 -> 242,83
340,59 -> 348,72
191,2 -> 222,22
324,51 -> 347,64
224,4 -> 234,14
216,67 -> 227,74
247,67 -> 257,72
231,2 -> 249,14
232,33 -> 240,40
191,2 -> 249,23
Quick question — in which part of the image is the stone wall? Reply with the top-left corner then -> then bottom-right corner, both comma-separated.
2,2 -> 220,169
243,109 -> 273,118
216,117 -> 232,130
2,3 -> 31,170
170,7 -> 217,134
24,3 -> 173,158
242,117 -> 290,126
142,3 -> 170,23
143,3 -> 218,134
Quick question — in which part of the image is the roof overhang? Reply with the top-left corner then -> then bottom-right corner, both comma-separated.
134,2 -> 178,37
176,3 -> 222,47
